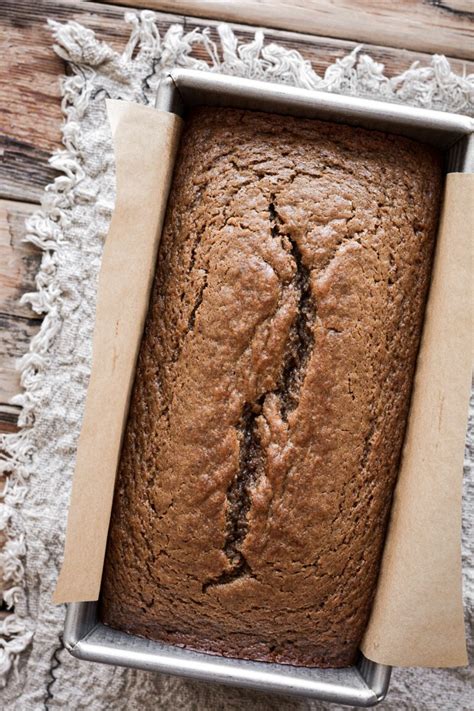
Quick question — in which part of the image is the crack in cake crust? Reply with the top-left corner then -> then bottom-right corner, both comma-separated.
270,200 -> 316,421
202,401 -> 262,591
205,198 -> 317,589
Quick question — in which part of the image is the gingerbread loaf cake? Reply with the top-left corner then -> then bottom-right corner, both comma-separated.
100,107 -> 443,667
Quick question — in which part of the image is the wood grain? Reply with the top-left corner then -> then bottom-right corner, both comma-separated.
105,0 -> 474,60
0,200 -> 42,433
0,313 -> 40,404
187,14 -> 473,77
0,140 -> 60,204
0,200 -> 42,319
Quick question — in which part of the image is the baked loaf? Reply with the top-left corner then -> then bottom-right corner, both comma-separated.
100,107 -> 443,667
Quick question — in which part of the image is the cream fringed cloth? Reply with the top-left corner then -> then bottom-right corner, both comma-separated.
0,11 -> 472,710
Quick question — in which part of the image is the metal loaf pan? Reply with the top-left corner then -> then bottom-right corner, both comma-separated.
64,69 -> 473,706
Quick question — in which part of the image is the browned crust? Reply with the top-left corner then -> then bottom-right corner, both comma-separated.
100,107 -> 443,668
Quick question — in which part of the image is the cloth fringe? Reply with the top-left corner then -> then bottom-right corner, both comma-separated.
0,9 -> 472,688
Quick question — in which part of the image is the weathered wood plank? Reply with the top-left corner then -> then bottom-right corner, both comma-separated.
0,200 -> 42,319
0,200 -> 42,434
0,138 -> 60,204
1,1 -> 473,202
186,18 -> 472,85
0,312 -> 41,424
0,403 -> 21,434
106,0 -> 474,60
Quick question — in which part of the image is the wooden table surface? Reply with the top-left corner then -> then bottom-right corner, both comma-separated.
1,0 -> 473,440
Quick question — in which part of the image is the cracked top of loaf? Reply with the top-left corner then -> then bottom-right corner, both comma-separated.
100,107 -> 443,668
